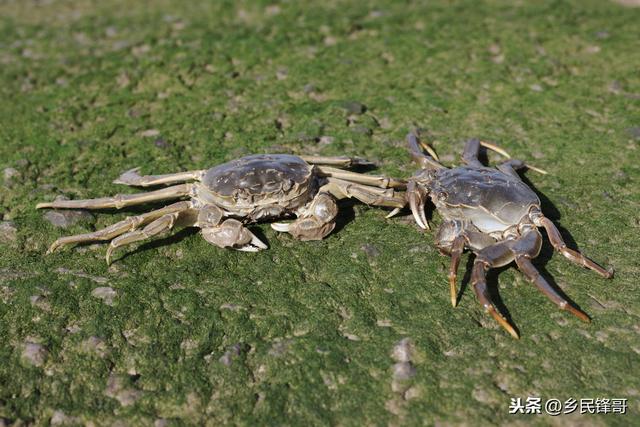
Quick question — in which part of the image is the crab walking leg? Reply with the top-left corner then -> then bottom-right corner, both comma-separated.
461,139 -> 485,168
516,257 -> 590,322
46,201 -> 193,253
300,155 -> 373,168
472,266 -> 519,338
407,132 -> 444,170
471,242 -> 519,338
531,213 -> 613,278
447,236 -> 466,307
106,211 -> 195,264
315,166 -> 406,189
324,178 -> 406,208
508,228 -> 590,321
478,141 -> 512,159
497,159 -> 548,177
36,184 -> 194,210
113,168 -> 206,187
496,159 -> 526,179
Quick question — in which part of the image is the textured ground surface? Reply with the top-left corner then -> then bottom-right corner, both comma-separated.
1,0 -> 639,425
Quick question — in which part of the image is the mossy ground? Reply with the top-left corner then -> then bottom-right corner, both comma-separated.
1,0 -> 639,425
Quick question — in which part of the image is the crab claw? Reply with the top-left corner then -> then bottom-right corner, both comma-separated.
270,222 -> 290,232
407,181 -> 429,230
249,232 -> 268,249
202,219 -> 267,252
232,228 -> 267,252
236,232 -> 268,252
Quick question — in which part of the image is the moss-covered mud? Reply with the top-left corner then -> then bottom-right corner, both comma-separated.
1,0 -> 639,425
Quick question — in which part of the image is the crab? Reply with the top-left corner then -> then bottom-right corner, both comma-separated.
405,132 -> 613,338
37,154 -> 405,264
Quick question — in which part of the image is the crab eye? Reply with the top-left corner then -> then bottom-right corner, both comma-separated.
438,191 -> 448,200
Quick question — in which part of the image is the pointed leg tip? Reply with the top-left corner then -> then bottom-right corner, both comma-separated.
487,307 -> 519,338
500,317 -> 520,339
449,281 -> 458,307
479,141 -> 511,159
105,249 -> 114,265
385,207 -> 401,219
572,308 -> 591,323
411,211 -> 429,230
527,164 -> 548,175
501,319 -> 520,339
36,203 -> 50,209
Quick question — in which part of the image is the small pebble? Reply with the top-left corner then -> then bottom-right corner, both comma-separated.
351,125 -> 373,136
91,287 -> 117,305
340,101 -> 366,114
318,136 -> 335,146
50,410 -> 79,426
627,127 -> 640,139
392,362 -> 416,380
268,339 -> 291,357
43,209 -> 92,229
3,167 -> 20,186
219,343 -> 244,366
22,341 -> 47,367
105,373 -> 142,406
361,244 -> 380,258
0,221 -> 18,243
81,336 -> 108,357
139,129 -> 160,137
154,138 -> 170,149
392,338 -> 413,362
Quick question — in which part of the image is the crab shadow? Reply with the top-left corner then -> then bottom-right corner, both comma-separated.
116,227 -> 200,264
455,170 -> 593,333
